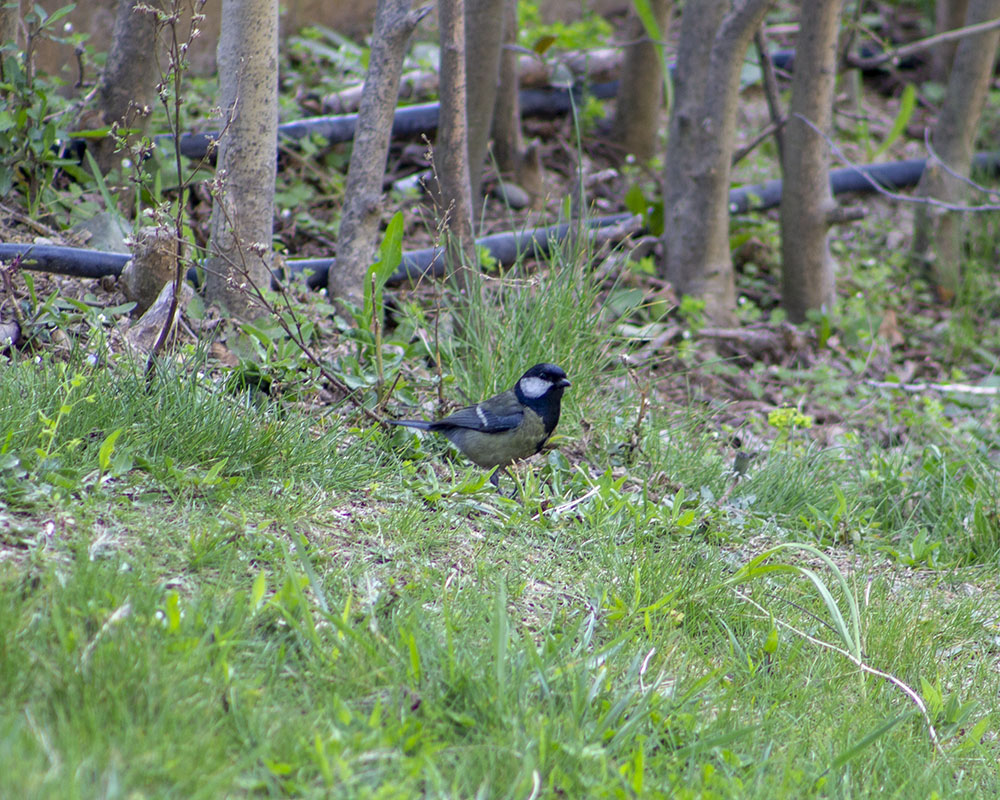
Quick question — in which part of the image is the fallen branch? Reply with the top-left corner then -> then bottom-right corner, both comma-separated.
866,380 -> 1000,395
320,48 -> 624,114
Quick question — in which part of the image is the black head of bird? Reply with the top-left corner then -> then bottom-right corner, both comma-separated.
389,363 -> 571,486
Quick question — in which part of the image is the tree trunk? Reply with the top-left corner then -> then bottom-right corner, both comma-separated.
611,0 -> 672,161
932,0 -> 970,82
436,0 -> 478,297
0,0 -> 22,82
779,0 -> 844,323
92,0 -> 163,174
329,0 -> 427,308
911,0 -> 1000,302
464,0 -> 505,203
491,0 -> 523,177
661,0 -> 774,327
203,0 -> 278,319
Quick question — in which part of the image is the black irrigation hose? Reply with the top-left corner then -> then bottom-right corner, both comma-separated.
163,81 -> 624,159
123,45 -> 907,163
0,213 -> 636,288
0,245 -> 130,279
158,49 -> 799,159
728,151 -> 1000,213
299,212 -> 638,288
5,151 -> 999,287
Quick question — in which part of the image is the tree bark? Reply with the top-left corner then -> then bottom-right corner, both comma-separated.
932,0 -> 970,82
203,0 -> 278,319
329,0 -> 427,308
911,0 -> 1000,302
92,0 -> 163,174
661,0 -> 774,327
491,0 -> 523,177
436,0 -> 478,296
611,0 -> 672,161
464,0 -> 505,203
0,0 -> 22,82
779,0 -> 844,323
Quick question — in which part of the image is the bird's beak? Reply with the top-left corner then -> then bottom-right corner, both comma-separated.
559,378 -> 572,388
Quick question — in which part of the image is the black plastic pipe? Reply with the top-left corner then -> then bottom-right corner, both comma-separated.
0,213 -> 636,287
163,82 -> 624,159
5,151 -> 998,287
158,50 -> 798,159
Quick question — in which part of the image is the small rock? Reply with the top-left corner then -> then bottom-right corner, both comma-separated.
71,211 -> 131,254
492,182 -> 531,210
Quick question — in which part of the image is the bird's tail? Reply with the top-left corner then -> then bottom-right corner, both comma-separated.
387,419 -> 433,431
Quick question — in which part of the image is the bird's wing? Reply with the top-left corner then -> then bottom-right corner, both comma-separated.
430,390 -> 524,433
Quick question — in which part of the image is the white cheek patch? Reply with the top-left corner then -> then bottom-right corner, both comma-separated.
519,376 -> 551,399
476,404 -> 489,426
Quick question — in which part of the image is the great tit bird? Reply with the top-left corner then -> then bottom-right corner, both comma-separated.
389,363 -> 571,485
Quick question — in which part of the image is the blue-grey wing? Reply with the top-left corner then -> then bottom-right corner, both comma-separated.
431,390 -> 523,433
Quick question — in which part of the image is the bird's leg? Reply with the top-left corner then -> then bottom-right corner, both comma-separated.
489,467 -> 522,501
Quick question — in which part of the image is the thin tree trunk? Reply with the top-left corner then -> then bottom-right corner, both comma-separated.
436,0 -> 478,299
464,0 -> 505,203
491,0 -> 523,177
92,0 -> 163,174
203,0 -> 278,319
932,0 -> 970,81
329,0 -> 428,308
661,0 -> 774,327
779,0 -> 844,322
0,0 -> 22,82
912,0 -> 1000,302
611,0 -> 672,161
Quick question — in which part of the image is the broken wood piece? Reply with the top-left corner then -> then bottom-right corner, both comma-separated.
124,280 -> 193,357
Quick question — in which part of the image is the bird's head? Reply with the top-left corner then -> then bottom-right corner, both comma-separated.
515,363 -> 571,431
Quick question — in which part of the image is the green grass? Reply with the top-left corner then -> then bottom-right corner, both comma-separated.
6,6 -> 1000,793
3,483 -> 998,797
2,357 -> 998,797
2,224 -> 1000,798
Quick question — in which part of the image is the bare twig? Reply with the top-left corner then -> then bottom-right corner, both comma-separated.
736,589 -> 942,752
623,356 -> 650,460
753,27 -> 785,163
78,601 -> 133,675
923,127 -> 1000,197
0,255 -> 26,327
848,15 -> 1000,70
0,202 -> 63,238
836,0 -> 866,72
531,485 -> 601,521
732,117 -> 788,166
202,237 -> 386,425
145,0 -> 213,376
377,370 -> 403,416
794,113 -> 1000,212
